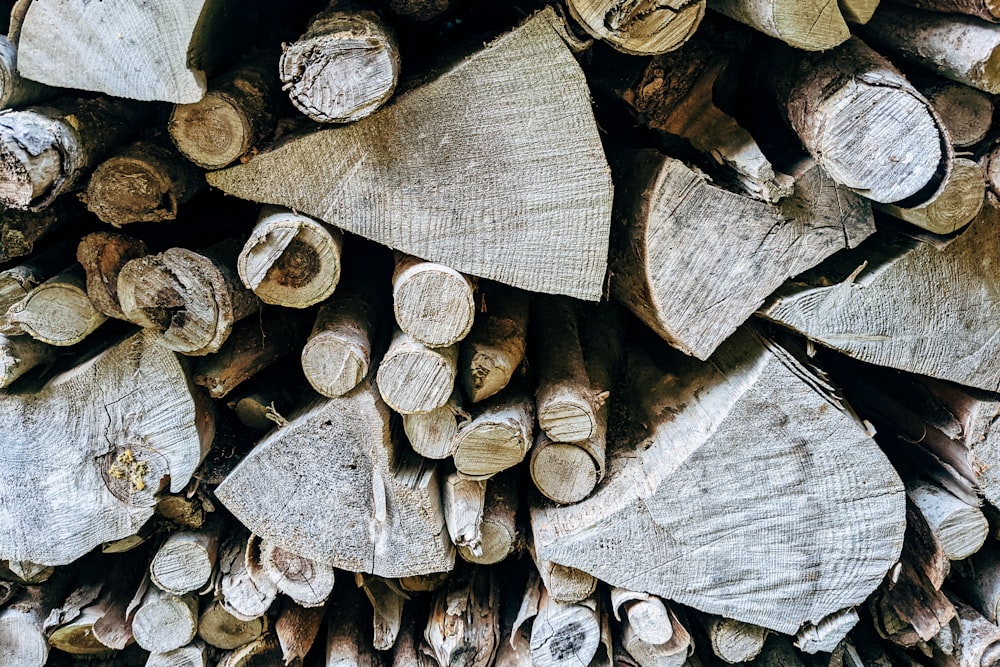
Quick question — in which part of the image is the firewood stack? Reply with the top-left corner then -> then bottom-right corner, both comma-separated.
1,0 -> 1000,664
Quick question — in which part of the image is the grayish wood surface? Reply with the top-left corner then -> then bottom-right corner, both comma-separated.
452,388 -> 534,479
424,567 -> 499,667
150,528 -> 219,595
403,390 -> 467,460
132,587 -> 199,653
4,266 -> 107,346
259,540 -> 334,608
393,254 -> 475,348
708,0 -> 850,50
566,0 -> 705,55
76,231 -> 150,321
875,156 -> 985,234
458,284 -> 528,403
0,334 -> 53,388
377,330 -> 457,415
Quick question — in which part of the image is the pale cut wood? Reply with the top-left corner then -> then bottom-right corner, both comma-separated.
794,608 -> 859,654
0,242 -> 73,333
377,330 -> 458,414
532,326 -> 905,633
207,9 -> 613,301
907,482 -> 988,560
612,152 -> 873,360
839,0 -> 880,22
861,7 -> 1000,93
168,54 -> 280,170
888,0 -> 1000,23
275,599 -> 325,666
875,157 -> 985,234
530,588 -> 602,667
425,567 -> 499,667
443,471 -> 486,556
198,600 -> 266,650
150,527 -> 219,595
280,4 -> 400,124
218,533 -> 278,622
619,607 -> 693,667
238,206 -> 343,309
356,572 -> 409,651
393,254 -> 476,348
403,389 -> 468,460
0,330 -> 213,565
0,581 -> 69,667
4,265 -> 108,345
452,388 -> 535,479
145,642 -> 209,667
610,589 -> 673,646
260,540 -> 334,608
707,0 -> 850,50
4,560 -> 52,584
325,585 -> 380,667
705,616 -> 767,664
0,334 -> 54,388
567,0 -> 705,55
530,433 -> 599,506
215,376 -> 455,578
942,595 -> 1000,667
458,284 -> 528,403
531,548 -> 597,604
132,587 -> 199,653
118,238 -> 261,356
76,231 -> 150,321
759,201 -> 1000,392
219,633 -> 282,667
459,472 -> 518,565
0,35 -> 52,110
922,80 -> 994,147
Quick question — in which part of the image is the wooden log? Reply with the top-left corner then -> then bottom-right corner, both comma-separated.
398,571 -> 450,594
219,633 -> 282,667
704,616 -> 768,664
146,641 -> 210,667
0,204 -> 68,264
874,157 -> 985,235
0,98 -> 141,211
452,387 -> 534,479
325,584 -> 380,667
207,9 -> 614,301
376,330 -> 458,414
921,80 -> 994,147
619,605 -> 693,667
747,637 -> 805,667
215,376 -> 455,578
958,543 -> 1000,623
759,201 -> 1000,392
132,587 -> 199,653
794,608 -> 859,654
118,238 -> 262,356
393,254 -> 476,348
156,492 -> 206,530
566,0 -> 704,55
0,334 -> 54,388
495,581 -> 533,667
356,572 -> 409,651
839,0 -> 880,23
0,243 -> 74,333
941,595 -> 1000,667
908,482 -> 988,560
707,0 -> 850,50
4,265 -> 108,345
459,472 -> 518,565
259,540 -> 334,608
87,559 -> 148,651
530,433 -> 600,506
0,34 -> 53,109
76,231 -> 150,321
403,389 -> 467,460
226,366 -> 299,432
218,533 -> 278,622
443,471 -> 486,557
0,330 -> 213,565
237,206 -> 343,309
425,566 -> 499,667
275,598 -> 325,666
198,600 -> 266,650
150,526 -> 220,595
861,6 -> 1000,94
611,151 -> 873,360
531,326 -> 906,633
280,3 -> 400,124
530,588 -> 602,667
610,588 -> 674,646
168,54 -> 281,170
0,578 -> 71,667
458,283 -> 528,403
887,0 -> 1000,21
530,545 -> 598,604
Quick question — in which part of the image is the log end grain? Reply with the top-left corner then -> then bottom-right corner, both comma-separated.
567,0 -> 706,55
169,93 -> 253,170
530,439 -> 599,505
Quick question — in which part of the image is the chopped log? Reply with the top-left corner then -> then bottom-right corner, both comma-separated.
398,571 -> 450,594
0,35 -> 53,109
150,526 -> 220,595
403,389 -> 467,460
619,606 -> 693,667
218,533 -> 278,622
259,540 -> 334,608
530,588 -> 602,667
707,0 -> 850,50
168,54 -> 281,170
941,595 -> 1000,667
771,36 -> 952,206
530,433 -> 599,506
377,330 -> 458,414
39,569 -> 108,656
76,231 -> 150,321
0,330 -> 214,565
459,472 -> 518,565
0,334 -> 54,388
275,598 -> 325,666
530,545 -> 598,604
356,572 -> 409,651
610,589 -> 673,646
495,581 -> 533,667
219,633 -> 282,667
279,3 -> 400,124
425,566 -> 499,667
794,608 -> 859,654
325,585 -> 380,667
704,616 -> 767,664
0,205 -> 68,264
215,376 -> 455,578
861,6 -> 1000,93
238,206 -> 343,309
611,151 -> 873,360
207,9 -> 614,301
0,98 -> 141,211
452,387 -> 534,479
907,482 -> 987,560
0,578 -> 70,667
458,283 -> 528,403
4,265 -> 108,345
839,0 -> 880,23
146,641 -> 210,667
0,245 -> 74,335
531,326 -> 906,633
921,80 -> 994,147
118,238 -> 262,356
874,157 -> 985,235
888,0 -> 1000,20
748,637 -> 805,667
4,561 -> 52,584
226,365 -> 299,432
566,0 -> 705,55
131,587 -> 199,653
443,471 -> 486,557
393,254 -> 476,348
198,600 -> 266,650
958,543 -> 1000,623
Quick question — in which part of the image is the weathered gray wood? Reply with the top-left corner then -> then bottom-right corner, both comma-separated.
425,566 -> 499,667
275,598 -> 325,666
0,243 -> 73,334
356,572 -> 409,651
459,472 -> 518,565
889,0 -> 1000,20
0,330 -> 214,565
707,0 -> 850,50
531,326 -> 905,633
197,600 -> 265,650
4,265 -> 107,346
610,589 -> 673,646
0,579 -> 70,667
907,481 -> 988,560
443,471 -> 486,557
759,201 -> 1000,392
530,587 -> 602,667
0,334 -> 54,388
393,254 -> 476,348
958,542 -> 1000,623
76,231 -> 150,321
260,540 -> 334,608
566,0 -> 705,55
839,0 -> 880,23
132,587 -> 199,654
0,34 -> 53,109
530,546 -> 597,604
619,605 -> 692,667
145,642 -> 209,667
459,283 -> 528,403
875,157 -> 984,234
403,389 -> 467,460
207,9 -> 613,301
704,616 -> 767,664
921,80 -> 994,147
217,533 -> 277,622
325,585 -> 379,667
941,595 -> 1000,667
794,608 -> 858,654
215,375 -> 455,578
452,387 -> 534,479
219,633 -> 282,667
377,329 -> 458,415
150,526 -> 219,595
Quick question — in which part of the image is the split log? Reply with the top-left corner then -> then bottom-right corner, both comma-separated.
0,330 -> 214,565
452,387 -> 534,479
4,265 -> 107,345
393,254 -> 476,348
458,283 -> 528,403
76,231 -> 150,321
259,541 -> 334,609
219,633 -> 282,667
704,616 -> 767,664
0,98 -> 141,210
759,201 -> 1000,392
237,207 -> 343,309
921,80 -> 994,147
150,526 -> 220,595
0,578 -> 71,667
325,585 -> 380,667
218,533 -> 278,622
610,589 -> 673,646
888,0 -> 1000,21
794,608 -> 859,654
356,572 -> 409,651
566,0 -> 705,55
146,642 -> 210,667
443,471 -> 486,557
377,330 -> 458,414
839,0 -> 880,23
275,598 -> 325,666
618,605 -> 693,667
131,587 -> 199,653
0,35 -> 53,109
611,151 -> 873,360
874,157 -> 985,235
530,587 -> 602,667
118,238 -> 262,356
207,9 -> 614,301
531,326 -> 906,633
425,566 -> 499,667
459,472 -> 518,565
530,546 -> 597,604
907,482 -> 988,560
198,600 -> 266,650
168,54 -> 281,170
279,4 -> 400,124
0,204 -> 70,264
0,334 -> 54,388
707,0 -> 850,50
0,243 -> 74,334
215,375 -> 455,578
861,6 -> 1000,93
403,389 -> 467,460
940,595 -> 1000,667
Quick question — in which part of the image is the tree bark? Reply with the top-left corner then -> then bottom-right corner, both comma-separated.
275,598 -> 325,666
875,157 -> 985,235
76,231 -> 150,321
377,329 -> 458,414
452,387 -> 535,479
131,586 -> 199,654
0,241 -> 74,333
325,584 -> 380,667
4,265 -> 107,346
150,525 -> 220,595
424,566 -> 500,667
0,203 -> 70,264
939,595 -> 1000,667
907,481 -> 988,560
707,0 -> 850,50
458,283 -> 528,403
0,34 -> 53,109
403,389 -> 467,460
887,0 -> 1000,23
393,254 -> 476,348
218,632 -> 283,667
618,604 -> 692,667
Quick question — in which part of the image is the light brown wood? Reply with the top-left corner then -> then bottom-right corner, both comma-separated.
566,0 -> 705,55
4,265 -> 107,346
619,605 -> 692,667
839,0 -> 880,23
425,566 -> 499,667
131,587 -> 199,654
452,387 -> 535,479
610,588 -> 673,646
259,540 -> 334,608
325,585 -> 380,667
459,283 -> 528,403
275,598 -> 325,666
708,0 -> 850,50
459,472 -> 518,565
403,389 -> 468,460
0,35 -> 53,109
706,616 -> 768,663
217,533 -> 277,622
150,526 -> 220,595
922,80 -> 994,147
377,329 -> 458,414
356,572 -> 409,651
198,600 -> 266,650
225,367 -> 298,432
398,571 -> 450,594
530,588 -> 602,667
145,642 -> 210,667
443,471 -> 486,557
531,547 -> 598,604
875,157 -> 984,235
218,632 -> 282,667
907,481 -> 988,560
393,254 -> 476,348
0,203 -> 69,264
76,231 -> 150,321
794,608 -> 859,654
0,242 -> 74,333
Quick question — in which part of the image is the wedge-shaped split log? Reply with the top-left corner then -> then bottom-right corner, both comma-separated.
531,326 -> 905,633
208,8 -> 613,300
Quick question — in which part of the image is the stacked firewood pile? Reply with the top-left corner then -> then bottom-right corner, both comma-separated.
2,0 -> 1000,664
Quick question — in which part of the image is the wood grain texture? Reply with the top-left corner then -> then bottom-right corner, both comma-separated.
459,472 -> 518,565
356,572 -> 408,651
706,616 -> 767,663
4,266 -> 107,346
425,566 -> 499,667
566,0 -> 706,55
887,0 -> 1000,22
707,0 -> 850,50
922,80 -> 994,147
150,527 -> 219,595
875,157 -> 985,234
208,9 -> 613,300
458,283 -> 528,403
452,388 -> 534,479
794,607 -> 858,654
377,330 -> 457,414
275,599 -> 325,665
839,0 -> 880,23
403,390 -> 466,459
132,587 -> 199,653
145,642 -> 209,667
198,600 -> 265,650
217,532 -> 277,622
259,540 -> 334,608
0,334 -> 54,388
393,254 -> 475,348
77,231 -> 150,321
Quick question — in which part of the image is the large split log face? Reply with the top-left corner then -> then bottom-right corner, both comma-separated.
531,326 -> 905,633
215,374 -> 454,578
208,8 -> 613,301
759,201 -> 1000,393
0,330 -> 214,566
